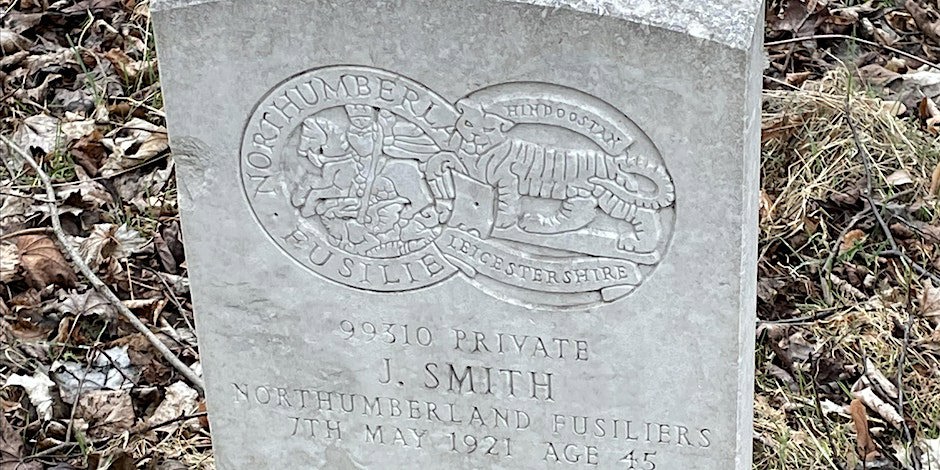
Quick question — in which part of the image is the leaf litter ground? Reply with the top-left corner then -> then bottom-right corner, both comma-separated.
1,1 -> 940,469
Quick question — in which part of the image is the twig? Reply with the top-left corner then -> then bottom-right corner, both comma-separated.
0,226 -> 53,241
766,34 -> 940,72
5,152 -> 170,191
894,273 -> 924,456
759,307 -> 844,325
881,250 -> 940,284
846,99 -> 897,250
64,364 -> 86,444
844,91 -> 940,285
133,411 -> 208,435
821,207 -> 872,306
23,441 -> 80,460
898,302 -> 915,442
24,412 -> 208,463
811,354 -> 847,470
1,134 -> 205,395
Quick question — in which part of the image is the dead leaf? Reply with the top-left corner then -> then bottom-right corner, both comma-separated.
58,290 -> 117,319
155,459 -> 189,470
69,129 -> 108,176
921,96 -> 940,135
15,235 -> 77,288
53,346 -> 138,404
853,386 -> 904,429
0,413 -> 42,470
56,166 -> 114,213
929,162 -> 940,196
921,281 -> 940,317
906,0 -> 940,44
10,114 -> 95,159
841,229 -> 867,254
122,298 -> 160,310
850,398 -> 879,461
113,160 -> 174,212
0,29 -> 31,53
889,70 -> 940,113
862,358 -> 900,400
12,114 -> 60,155
59,116 -> 96,142
99,118 -> 169,176
76,389 -> 136,439
77,224 -> 147,269
873,23 -> 900,46
4,371 -> 56,421
0,191 -> 40,233
885,57 -> 909,73
886,169 -> 914,186
197,400 -> 209,429
111,333 -> 172,384
0,242 -> 20,283
880,100 -> 907,116
103,48 -> 144,81
143,381 -> 199,433
832,2 -> 878,23
786,71 -> 813,87
759,190 -> 774,221
859,63 -> 902,87
895,438 -> 940,470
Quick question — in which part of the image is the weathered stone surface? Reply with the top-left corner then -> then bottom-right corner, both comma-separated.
152,1 -> 762,468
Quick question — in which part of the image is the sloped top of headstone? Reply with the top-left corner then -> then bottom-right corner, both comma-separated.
152,0 -> 762,50
517,0 -> 763,49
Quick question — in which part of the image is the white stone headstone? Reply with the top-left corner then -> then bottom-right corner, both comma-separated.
153,1 -> 763,468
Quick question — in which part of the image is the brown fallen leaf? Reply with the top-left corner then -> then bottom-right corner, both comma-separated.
197,400 -> 209,430
76,389 -> 136,439
107,102 -> 148,119
921,281 -> 940,317
56,166 -> 114,212
858,63 -> 902,87
14,235 -> 77,288
841,229 -> 867,254
142,381 -> 200,433
69,129 -> 108,176
786,71 -> 813,87
850,398 -> 879,461
927,161 -> 940,196
86,450 -> 135,470
77,224 -> 147,269
99,119 -> 170,176
921,96 -> 940,136
0,413 -> 42,470
853,385 -> 904,428
104,48 -> 133,78
759,190 -> 774,221
0,242 -> 20,283
0,29 -> 31,53
58,290 -> 117,319
885,169 -> 914,186
906,0 -> 940,44
111,333 -> 171,384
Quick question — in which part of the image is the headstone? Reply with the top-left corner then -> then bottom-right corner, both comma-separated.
152,1 -> 763,468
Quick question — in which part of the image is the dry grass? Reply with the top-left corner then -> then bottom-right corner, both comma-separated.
754,71 -> 940,469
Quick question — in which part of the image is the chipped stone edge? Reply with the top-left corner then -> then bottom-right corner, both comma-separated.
506,0 -> 762,50
150,0 -> 221,13
151,0 -> 761,50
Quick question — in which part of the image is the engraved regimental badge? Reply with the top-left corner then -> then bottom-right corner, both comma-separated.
241,66 -> 675,309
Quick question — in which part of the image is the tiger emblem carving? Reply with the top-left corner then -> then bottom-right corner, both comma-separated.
448,98 -> 675,254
